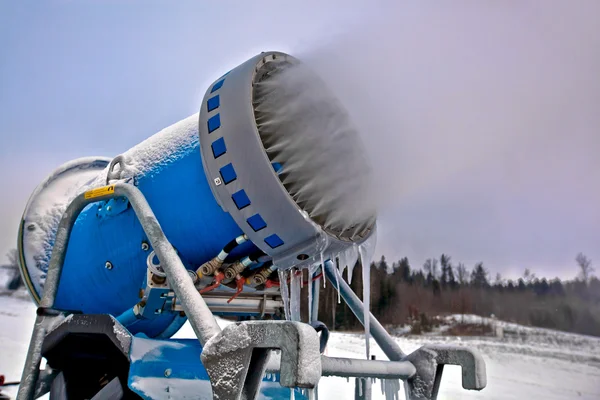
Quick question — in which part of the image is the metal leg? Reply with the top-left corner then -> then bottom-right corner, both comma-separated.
310,272 -> 320,324
17,183 -> 221,399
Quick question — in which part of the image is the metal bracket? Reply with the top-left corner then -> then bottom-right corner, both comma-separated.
201,321 -> 322,400
403,345 -> 487,400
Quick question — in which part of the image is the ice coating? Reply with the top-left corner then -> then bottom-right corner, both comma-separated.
278,269 -> 291,321
290,270 -> 301,321
21,115 -> 199,294
359,228 -> 377,360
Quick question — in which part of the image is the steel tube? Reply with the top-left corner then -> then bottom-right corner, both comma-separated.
38,182 -> 221,346
323,260 -> 406,360
265,354 -> 415,380
321,356 -> 415,380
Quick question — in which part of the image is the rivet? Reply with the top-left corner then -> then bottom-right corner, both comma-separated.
214,177 -> 222,186
164,368 -> 172,377
105,261 -> 113,270
141,241 -> 150,251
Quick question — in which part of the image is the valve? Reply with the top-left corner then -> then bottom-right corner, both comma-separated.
227,275 -> 246,303
199,272 -> 225,294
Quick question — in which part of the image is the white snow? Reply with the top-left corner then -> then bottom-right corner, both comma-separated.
2,295 -> 600,399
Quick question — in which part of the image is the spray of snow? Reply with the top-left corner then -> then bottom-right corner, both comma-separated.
254,61 -> 376,240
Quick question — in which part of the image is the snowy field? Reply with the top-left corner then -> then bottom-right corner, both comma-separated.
1,294 -> 599,399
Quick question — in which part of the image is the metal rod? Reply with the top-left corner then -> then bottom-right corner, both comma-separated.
321,356 -> 415,380
323,260 -> 406,360
39,183 -> 221,345
310,270 -> 320,323
265,354 -> 415,380
16,316 -> 47,400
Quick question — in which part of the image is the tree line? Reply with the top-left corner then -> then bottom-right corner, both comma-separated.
312,252 -> 600,337
4,247 -> 599,336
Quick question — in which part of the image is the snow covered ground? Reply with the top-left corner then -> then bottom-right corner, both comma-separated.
1,294 -> 599,399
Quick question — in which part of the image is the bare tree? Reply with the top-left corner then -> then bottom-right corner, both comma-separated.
523,268 -> 536,284
456,263 -> 469,285
423,258 -> 439,279
576,253 -> 594,283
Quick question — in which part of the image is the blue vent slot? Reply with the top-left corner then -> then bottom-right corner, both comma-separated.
272,162 -> 283,174
207,95 -> 220,112
207,114 -> 221,133
264,234 -> 284,249
232,190 -> 251,210
219,163 -> 237,184
247,214 -> 267,232
211,79 -> 225,93
211,138 -> 226,158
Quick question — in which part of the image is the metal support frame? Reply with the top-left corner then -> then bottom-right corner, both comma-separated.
16,182 -> 486,400
322,260 -> 487,400
18,183 -> 222,400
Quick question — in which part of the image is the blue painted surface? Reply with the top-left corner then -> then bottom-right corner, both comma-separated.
53,137 -> 257,337
211,79 -> 225,93
207,113 -> 221,133
232,189 -> 251,210
207,95 -> 220,112
247,214 -> 267,232
127,337 -> 308,400
219,163 -> 237,184
211,137 -> 226,158
264,234 -> 284,249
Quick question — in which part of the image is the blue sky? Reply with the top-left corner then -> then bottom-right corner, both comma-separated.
1,1 -> 598,280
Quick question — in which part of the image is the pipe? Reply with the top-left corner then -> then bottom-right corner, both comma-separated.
323,260 -> 406,360
265,354 -> 415,380
156,314 -> 188,339
38,183 -> 221,346
116,306 -> 142,327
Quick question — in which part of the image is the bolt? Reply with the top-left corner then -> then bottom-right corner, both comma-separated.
105,261 -> 113,270
164,368 -> 172,377
106,206 -> 112,212
141,241 -> 149,251
214,177 -> 222,186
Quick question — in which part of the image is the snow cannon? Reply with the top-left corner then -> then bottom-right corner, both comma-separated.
18,51 -> 376,337
16,52 -> 487,400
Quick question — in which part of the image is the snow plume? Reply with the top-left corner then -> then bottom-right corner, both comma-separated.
295,1 -> 600,272
254,61 -> 376,240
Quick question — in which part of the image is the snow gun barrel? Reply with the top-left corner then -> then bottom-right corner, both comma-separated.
17,51 -> 377,338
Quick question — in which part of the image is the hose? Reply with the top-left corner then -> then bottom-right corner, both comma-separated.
156,313 -> 188,339
198,234 -> 248,276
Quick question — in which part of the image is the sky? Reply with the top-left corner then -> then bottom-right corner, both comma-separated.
0,1 -> 598,280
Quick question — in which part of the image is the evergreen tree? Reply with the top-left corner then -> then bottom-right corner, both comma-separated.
470,262 -> 489,287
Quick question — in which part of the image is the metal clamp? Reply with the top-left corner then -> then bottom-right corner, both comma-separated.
201,320 -> 322,400
403,345 -> 487,400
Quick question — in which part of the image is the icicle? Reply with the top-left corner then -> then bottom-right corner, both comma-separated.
290,269 -> 301,321
358,378 -> 363,396
346,245 -> 359,284
383,379 -> 400,400
290,388 -> 295,400
320,253 -> 327,288
359,244 -> 371,360
308,264 -> 318,323
279,269 -> 291,320
335,258 -> 341,304
300,269 -> 304,289
308,388 -> 316,400
272,374 -> 277,382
